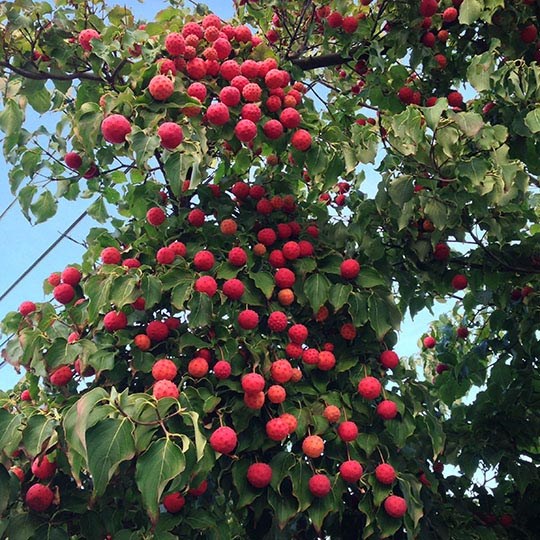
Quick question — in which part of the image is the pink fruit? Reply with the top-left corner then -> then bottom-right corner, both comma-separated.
377,400 -> 399,420
375,463 -> 397,484
340,460 -> 363,483
78,29 -> 100,51
25,483 -> 54,512
340,259 -> 360,279
53,283 -> 75,304
19,301 -> 36,316
308,474 -> 331,497
153,380 -> 179,400
337,421 -> 358,442
146,206 -> 166,226
384,495 -> 407,518
209,426 -> 237,454
357,376 -> 382,400
380,350 -> 399,369
64,151 -> 83,170
149,75 -> 174,101
247,463 -> 272,488
151,359 -> 177,381
265,418 -> 289,441
101,114 -> 131,144
158,123 -> 183,149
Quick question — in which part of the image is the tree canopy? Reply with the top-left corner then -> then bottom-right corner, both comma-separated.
0,0 -> 539,538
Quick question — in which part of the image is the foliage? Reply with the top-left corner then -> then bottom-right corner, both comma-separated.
0,0 -> 539,538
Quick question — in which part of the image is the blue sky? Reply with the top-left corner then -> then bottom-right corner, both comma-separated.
0,0 -> 437,391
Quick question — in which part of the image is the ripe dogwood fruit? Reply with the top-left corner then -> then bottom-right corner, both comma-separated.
158,122 -> 183,149
380,350 -> 399,369
384,495 -> 407,518
340,460 -> 363,483
78,29 -> 101,51
153,380 -> 179,400
357,376 -> 382,400
209,426 -> 237,454
25,484 -> 54,512
163,492 -> 185,513
302,435 -> 324,458
375,463 -> 397,485
247,463 -> 272,488
101,114 -> 131,144
308,474 -> 331,497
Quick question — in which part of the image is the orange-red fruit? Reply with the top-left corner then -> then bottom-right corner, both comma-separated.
241,373 -> 265,394
53,283 -> 75,304
146,206 -> 166,226
149,75 -> 174,101
323,405 -> 341,423
244,391 -> 265,409
50,365 -> 73,386
101,114 -> 131,144
357,376 -> 382,400
266,418 -> 289,441
308,474 -> 331,497
375,463 -> 397,484
213,360 -> 232,379
153,380 -> 179,400
302,435 -> 324,458
209,426 -> 237,454
340,460 -> 363,483
318,351 -> 336,371
280,412 -> 298,434
188,357 -> 209,378
238,309 -> 259,330
104,310 -> 128,332
270,359 -> 293,383
337,421 -> 359,442
247,463 -> 273,488
134,334 -> 151,351
220,218 -> 237,235
377,400 -> 399,420
163,492 -> 185,513
25,483 -> 54,512
267,385 -> 286,404
442,7 -> 458,22
277,288 -> 294,306
290,367 -> 302,382
291,129 -> 312,151
31,456 -> 56,480
78,28 -> 100,51
10,466 -> 24,482
384,495 -> 407,518
302,348 -> 320,365
340,259 -> 360,279
152,359 -> 177,381
380,350 -> 399,369
158,122 -> 183,149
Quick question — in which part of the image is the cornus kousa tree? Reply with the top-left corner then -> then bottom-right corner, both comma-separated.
0,0 -> 539,539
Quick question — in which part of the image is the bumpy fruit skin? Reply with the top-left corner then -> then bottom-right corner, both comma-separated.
288,323 -> 308,344
101,247 -> 121,265
235,119 -> 258,142
146,206 -> 166,226
188,208 -> 206,227
149,75 -> 174,101
447,91 -> 463,108
376,463 -> 397,485
163,492 -> 185,513
423,336 -> 437,349
280,412 -> 298,434
19,301 -> 36,316
451,274 -> 468,290
247,463 -> 273,488
21,389 -> 31,401
337,421 -> 359,442
25,483 -> 54,512
377,400 -> 399,420
238,309 -> 259,330
151,359 -> 177,381
158,122 -> 183,149
244,390 -> 265,409
384,495 -> 407,518
302,348 -> 319,365
302,435 -> 324,458
78,28 -> 100,51
270,360 -> 293,383
267,311 -> 288,332
64,151 -> 83,170
195,276 -> 218,297
61,266 -> 82,285
291,129 -> 312,151
323,405 -> 341,423
156,247 -> 175,265
193,250 -> 215,271
134,334 -> 151,351
340,460 -> 363,483
101,114 -> 131,144
228,247 -> 247,267
267,385 -> 286,404
318,351 -> 336,371
266,418 -> 290,441
153,380 -> 179,400
222,278 -> 244,300
31,456 -> 57,480
357,376 -> 382,400
457,326 -> 469,339
50,365 -> 73,386
209,426 -> 237,454
340,259 -> 360,279
207,103 -> 230,125
103,311 -> 128,332
308,474 -> 331,498
165,32 -> 186,56
146,321 -> 169,342
380,350 -> 399,369
188,357 -> 209,378
242,373 -> 265,394
213,360 -> 232,379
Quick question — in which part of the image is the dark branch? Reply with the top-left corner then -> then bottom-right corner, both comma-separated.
291,52 -> 351,70
0,60 -> 103,82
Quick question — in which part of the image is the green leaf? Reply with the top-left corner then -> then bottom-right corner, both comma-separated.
348,292 -> 368,326
268,489 -> 298,529
181,410 -> 207,461
30,190 -> 57,223
250,271 -> 275,299
0,99 -> 23,137
84,275 -> 113,321
231,459 -> 260,508
303,273 -> 331,312
171,280 -> 192,310
130,128 -> 161,168
110,275 -> 139,308
307,489 -> 339,533
22,415 -> 56,457
459,0 -> 483,24
87,417 -> 136,497
141,275 -> 162,308
368,295 -> 392,340
328,283 -> 352,311
525,107 -> 540,134
26,86 -> 51,114
0,465 -> 10,515
187,291 -> 213,327
135,438 -> 186,523
0,411 -> 23,457
87,197 -> 109,223
358,268 -> 386,288
388,176 -> 414,207
452,111 -> 484,137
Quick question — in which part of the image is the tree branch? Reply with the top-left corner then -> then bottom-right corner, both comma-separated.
0,60 -> 103,82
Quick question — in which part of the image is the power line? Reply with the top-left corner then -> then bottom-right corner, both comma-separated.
0,209 -> 88,304
0,197 -> 18,223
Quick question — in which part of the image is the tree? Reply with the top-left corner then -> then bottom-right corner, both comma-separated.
0,0 -> 539,538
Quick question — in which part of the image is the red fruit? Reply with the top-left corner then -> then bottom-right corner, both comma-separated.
194,276 -> 217,297
149,75 -> 174,101
207,103 -> 230,125
308,474 -> 331,497
376,463 -> 397,485
457,326 -> 469,338
323,405 -> 341,423
146,206 -> 166,226
193,250 -> 215,271
244,391 -> 265,409
25,483 -> 54,512
188,357 -> 209,378
213,360 -> 232,379
520,24 -> 538,44
48,272 -> 61,287
327,12 -> 343,28
422,32 -> 436,47
123,258 -> 141,269
268,311 -> 288,332
186,58 -> 206,80
398,86 -> 414,105
384,495 -> 407,518
227,247 -> 247,267
220,59 -> 241,81
242,83 -> 262,102
288,323 -> 308,344
290,368 -> 302,382
451,274 -> 468,290
231,181 -> 250,199
163,492 -> 185,513
238,309 -> 259,330
247,463 -> 272,488
268,250 -> 286,268
158,122 -> 183,150
279,108 -> 301,129
165,32 -> 186,56
267,385 -> 286,404
433,242 -> 450,261
21,389 -> 31,401
222,278 -> 244,300
337,421 -> 358,442
134,334 -> 151,351
377,400 -> 399,420
317,351 -> 336,371
31,456 -> 57,480
255,228 -> 276,248
19,301 -> 36,316
340,460 -> 363,483
101,114 -> 131,144
302,435 -> 324,458
265,95 -> 282,112
10,466 -> 24,481
447,91 -> 463,108
220,86 -> 241,107
342,16 -> 358,34
423,336 -> 436,349
274,268 -> 295,289
209,426 -> 237,454
340,259 -> 360,279
282,241 -> 300,260
188,479 -> 208,496
280,412 -> 298,434
188,209 -> 205,227
434,54 -> 447,69
101,247 -> 121,265
104,310 -> 128,332
53,284 -> 75,304
64,151 -> 82,170
235,119 -> 258,142
266,418 -> 289,441
50,365 -> 73,386
380,350 -> 399,369
270,360 -> 293,383
340,323 -> 356,341
241,103 -> 262,123
187,82 -> 207,102
61,266 -> 82,285
153,380 -> 179,400
156,247 -> 176,265
78,28 -> 100,51
241,373 -> 265,394
436,363 -> 449,374
291,129 -> 312,151
357,376 -> 382,400
152,359 -> 178,381
263,119 -> 284,140
302,348 -> 319,365
499,514 -> 513,528
419,0 -> 438,17
146,321 -> 169,342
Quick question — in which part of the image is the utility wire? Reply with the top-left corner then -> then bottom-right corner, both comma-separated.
0,209 -> 88,304
0,198 -> 18,223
